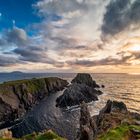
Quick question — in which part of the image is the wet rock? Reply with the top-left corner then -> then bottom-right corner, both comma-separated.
56,74 -> 103,108
100,100 -> 127,114
71,73 -> 100,88
56,83 -> 102,107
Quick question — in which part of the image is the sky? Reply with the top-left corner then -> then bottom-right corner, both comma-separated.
0,0 -> 140,73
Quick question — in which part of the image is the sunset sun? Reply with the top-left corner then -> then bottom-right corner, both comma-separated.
129,44 -> 140,52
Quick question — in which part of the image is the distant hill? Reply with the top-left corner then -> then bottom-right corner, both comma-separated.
0,72 -> 75,83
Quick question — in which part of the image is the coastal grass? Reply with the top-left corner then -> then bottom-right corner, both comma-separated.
0,130 -> 66,140
98,124 -> 140,140
23,130 -> 66,140
0,77 -> 61,94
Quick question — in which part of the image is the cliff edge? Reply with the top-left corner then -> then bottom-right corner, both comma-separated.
0,77 -> 68,128
77,100 -> 140,140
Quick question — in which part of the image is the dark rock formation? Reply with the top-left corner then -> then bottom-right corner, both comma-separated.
76,102 -> 96,140
56,84 -> 102,107
77,100 -> 140,140
100,100 -> 127,114
101,85 -> 105,88
0,77 -> 68,128
71,73 -> 100,88
56,73 -> 103,107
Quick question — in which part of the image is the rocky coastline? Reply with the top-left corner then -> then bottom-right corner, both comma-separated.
77,100 -> 140,140
56,73 -> 103,108
0,73 -> 140,140
0,77 -> 68,129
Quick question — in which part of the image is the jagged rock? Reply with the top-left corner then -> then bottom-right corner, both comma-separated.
71,73 -> 100,88
77,100 -> 140,140
76,102 -> 96,140
56,83 -> 102,107
56,74 -> 103,108
0,77 -> 68,128
100,100 -> 127,114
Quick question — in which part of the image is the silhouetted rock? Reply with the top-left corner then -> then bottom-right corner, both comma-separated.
71,73 -> 100,88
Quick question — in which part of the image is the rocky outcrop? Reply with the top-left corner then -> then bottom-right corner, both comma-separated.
99,100 -> 127,114
77,100 -> 140,140
56,73 -> 103,107
71,73 -> 100,88
0,77 -> 68,128
76,102 -> 96,140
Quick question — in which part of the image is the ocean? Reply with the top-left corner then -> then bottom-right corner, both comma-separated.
1,73 -> 140,139
0,73 -> 140,114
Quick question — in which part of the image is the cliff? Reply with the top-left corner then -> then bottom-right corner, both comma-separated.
77,100 -> 140,140
0,77 -> 68,128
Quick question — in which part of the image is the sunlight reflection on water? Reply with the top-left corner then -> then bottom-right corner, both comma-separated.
89,73 -> 140,115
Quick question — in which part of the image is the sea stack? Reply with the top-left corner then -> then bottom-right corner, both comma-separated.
56,73 -> 103,107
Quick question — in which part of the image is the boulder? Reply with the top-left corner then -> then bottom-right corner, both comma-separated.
0,128 -> 12,139
100,100 -> 127,114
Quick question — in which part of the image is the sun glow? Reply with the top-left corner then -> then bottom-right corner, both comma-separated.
129,44 -> 140,52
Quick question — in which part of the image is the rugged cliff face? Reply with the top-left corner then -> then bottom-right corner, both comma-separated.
0,77 -> 68,128
77,100 -> 140,140
56,73 -> 103,108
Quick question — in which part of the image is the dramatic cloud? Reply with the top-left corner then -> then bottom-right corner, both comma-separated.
0,27 -> 28,51
34,0 -> 110,45
0,0 -> 140,72
0,55 -> 21,66
6,27 -> 28,47
13,46 -> 56,64
102,0 -> 140,36
66,54 -> 133,67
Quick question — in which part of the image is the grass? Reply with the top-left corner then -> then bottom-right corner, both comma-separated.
0,130 -> 66,140
0,77 -> 63,95
98,124 -> 140,140
23,130 -> 66,140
